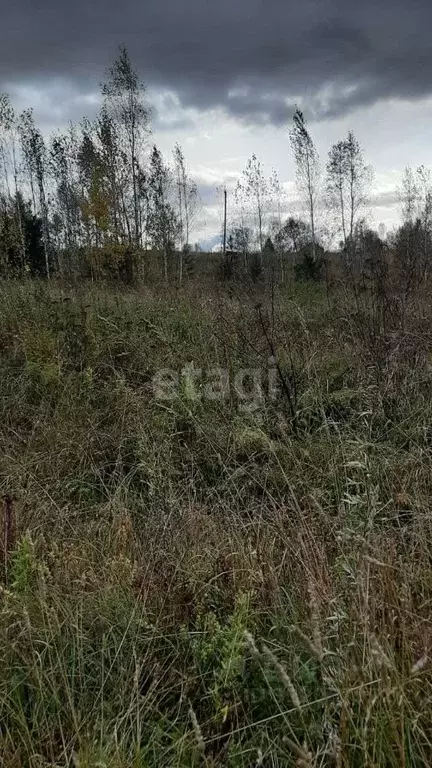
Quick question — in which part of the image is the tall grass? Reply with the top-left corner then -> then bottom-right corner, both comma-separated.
0,278 -> 431,766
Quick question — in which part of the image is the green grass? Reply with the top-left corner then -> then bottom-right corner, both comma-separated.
0,278 -> 431,766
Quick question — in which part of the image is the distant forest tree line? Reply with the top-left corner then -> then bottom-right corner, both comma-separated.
1,46 -> 432,288
0,48 -> 199,283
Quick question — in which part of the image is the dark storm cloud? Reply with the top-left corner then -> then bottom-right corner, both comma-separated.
2,0 -> 432,124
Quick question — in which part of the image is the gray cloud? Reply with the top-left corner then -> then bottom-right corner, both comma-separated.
370,190 -> 400,209
1,0 -> 432,125
195,183 -> 220,207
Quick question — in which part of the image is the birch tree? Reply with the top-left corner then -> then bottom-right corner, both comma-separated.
50,130 -> 80,262
326,140 -> 347,245
399,167 -> 419,224
173,143 -> 198,281
289,108 -> 319,260
326,131 -> 371,252
236,153 -> 270,265
0,94 -> 26,267
19,109 -> 51,277
345,131 -> 371,243
148,145 -> 179,282
269,169 -> 286,281
101,46 -> 151,249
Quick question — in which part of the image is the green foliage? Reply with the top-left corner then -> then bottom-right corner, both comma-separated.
186,594 -> 252,720
294,245 -> 325,281
9,534 -> 36,594
0,193 -> 46,278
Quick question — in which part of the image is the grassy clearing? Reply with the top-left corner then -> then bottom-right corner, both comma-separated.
0,278 -> 431,766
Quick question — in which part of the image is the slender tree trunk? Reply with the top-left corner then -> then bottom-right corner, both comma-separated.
177,170 -> 184,283
37,174 -> 50,278
258,200 -> 263,266
185,193 -> 190,247
339,174 -> 346,247
164,245 -> 168,283
12,146 -> 26,269
29,172 -> 36,212
222,188 -> 227,258
120,189 -> 132,249
129,98 -> 140,248
349,161 -> 355,242
306,153 -> 316,262
309,188 -> 316,261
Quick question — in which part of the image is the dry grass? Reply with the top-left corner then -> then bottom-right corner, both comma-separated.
0,277 -> 431,766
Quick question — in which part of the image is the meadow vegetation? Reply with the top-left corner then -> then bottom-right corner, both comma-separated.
0,266 -> 431,766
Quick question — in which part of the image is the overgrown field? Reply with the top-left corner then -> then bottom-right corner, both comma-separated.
0,277 -> 432,766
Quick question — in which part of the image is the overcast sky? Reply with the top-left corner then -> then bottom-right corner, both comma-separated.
2,0 -> 432,245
